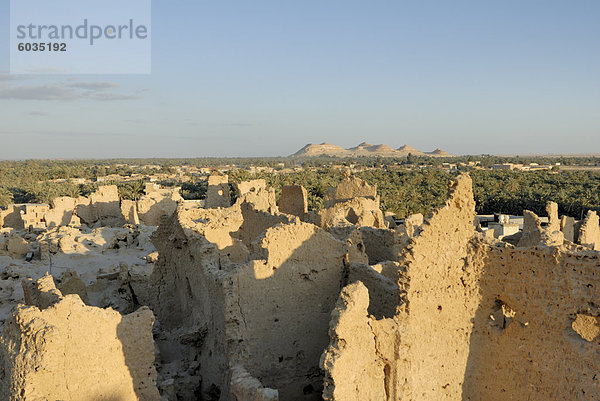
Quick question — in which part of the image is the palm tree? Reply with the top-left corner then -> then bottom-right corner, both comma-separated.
0,187 -> 12,208
63,185 -> 82,199
130,180 -> 146,201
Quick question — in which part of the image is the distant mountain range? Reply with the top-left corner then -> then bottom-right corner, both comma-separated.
291,142 -> 451,157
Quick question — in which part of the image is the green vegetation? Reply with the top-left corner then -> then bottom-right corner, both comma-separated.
1,158 -> 600,219
118,180 -> 146,201
470,170 -> 600,220
228,168 -> 600,219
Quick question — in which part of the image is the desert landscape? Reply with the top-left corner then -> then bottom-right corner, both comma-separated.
1,158 -> 600,400
2,1 -> 599,399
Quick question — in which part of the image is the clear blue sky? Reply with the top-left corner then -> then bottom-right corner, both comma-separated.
0,1 -> 599,158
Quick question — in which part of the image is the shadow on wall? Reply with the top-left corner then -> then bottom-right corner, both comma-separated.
150,207 -> 350,400
462,245 -> 600,401
116,307 -> 160,401
138,197 -> 179,226
230,222 -> 348,401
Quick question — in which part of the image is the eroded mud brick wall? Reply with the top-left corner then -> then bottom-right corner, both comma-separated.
321,282 -> 389,401
463,244 -> 600,401
150,209 -> 232,399
230,222 -> 347,400
151,202 -> 349,400
322,174 -> 482,401
398,174 -> 481,400
0,277 -> 159,401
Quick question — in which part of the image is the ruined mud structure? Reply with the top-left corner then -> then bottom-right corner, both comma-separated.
1,173 -> 600,400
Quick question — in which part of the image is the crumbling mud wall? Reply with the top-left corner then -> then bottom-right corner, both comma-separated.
518,210 -> 543,247
150,197 -> 348,400
44,196 -> 78,228
235,179 -> 278,213
517,202 -> 565,248
393,174 -> 479,400
278,185 -> 308,219
321,174 -> 479,401
150,210 -> 228,399
231,222 -> 347,400
76,185 -> 126,227
561,215 -> 576,242
578,211 -> 600,250
137,187 -> 182,226
122,199 -> 140,225
312,198 -> 386,229
358,227 -> 406,264
230,365 -> 278,401
0,275 -> 160,401
20,204 -> 50,229
0,206 -> 24,229
308,174 -> 385,229
1,205 -> 50,230
322,173 -> 600,401
206,175 -> 231,209
463,243 -> 600,401
321,282 -> 387,401
4,172 -> 600,401
324,174 -> 378,208
2,184 -> 182,231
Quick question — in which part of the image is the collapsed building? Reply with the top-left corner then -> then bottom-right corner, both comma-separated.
149,173 -> 600,400
1,173 -> 600,400
0,275 -> 159,401
0,204 -> 50,230
0,184 -> 182,232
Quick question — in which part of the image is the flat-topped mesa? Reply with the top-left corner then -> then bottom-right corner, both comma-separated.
396,144 -> 425,156
292,143 -> 349,157
0,275 -> 160,401
349,142 -> 374,150
290,142 -> 452,157
347,143 -> 399,156
428,148 -> 449,156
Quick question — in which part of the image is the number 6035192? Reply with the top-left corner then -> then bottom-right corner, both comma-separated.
17,43 -> 66,51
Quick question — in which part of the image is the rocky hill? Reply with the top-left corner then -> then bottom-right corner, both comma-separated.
291,142 -> 452,157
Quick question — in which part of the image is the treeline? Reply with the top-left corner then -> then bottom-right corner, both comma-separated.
226,168 -> 600,219
2,159 -> 600,219
0,180 -> 155,207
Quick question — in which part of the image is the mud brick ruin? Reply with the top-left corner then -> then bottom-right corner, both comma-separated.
1,174 -> 600,400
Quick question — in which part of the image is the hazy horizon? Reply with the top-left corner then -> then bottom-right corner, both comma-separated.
1,1 -> 599,159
